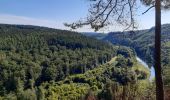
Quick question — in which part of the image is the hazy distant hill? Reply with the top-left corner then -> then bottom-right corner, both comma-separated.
103,24 -> 170,65
81,32 -> 107,39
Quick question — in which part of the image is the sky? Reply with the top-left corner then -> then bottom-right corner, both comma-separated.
0,0 -> 170,33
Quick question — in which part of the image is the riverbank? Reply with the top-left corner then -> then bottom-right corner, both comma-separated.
136,56 -> 155,81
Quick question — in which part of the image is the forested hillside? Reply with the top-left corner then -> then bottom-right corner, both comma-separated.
0,24 -> 153,100
102,24 -> 170,86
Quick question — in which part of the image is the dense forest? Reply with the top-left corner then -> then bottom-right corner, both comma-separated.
0,24 -> 155,100
83,24 -> 170,99
99,24 -> 170,87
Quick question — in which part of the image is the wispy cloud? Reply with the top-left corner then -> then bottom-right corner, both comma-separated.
0,14 -> 65,29
2,13 -> 169,33
0,14 -> 96,32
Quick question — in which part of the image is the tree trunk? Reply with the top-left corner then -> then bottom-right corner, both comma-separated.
155,0 -> 164,99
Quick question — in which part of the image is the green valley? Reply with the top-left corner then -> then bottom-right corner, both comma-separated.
99,24 -> 170,87
0,24 -> 154,100
83,24 -> 170,99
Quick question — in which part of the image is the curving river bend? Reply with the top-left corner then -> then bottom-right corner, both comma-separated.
136,56 -> 155,81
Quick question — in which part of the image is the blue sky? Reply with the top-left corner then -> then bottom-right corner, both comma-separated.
0,0 -> 170,32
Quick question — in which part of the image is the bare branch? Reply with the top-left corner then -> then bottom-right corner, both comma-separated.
123,0 -> 135,31
117,3 -> 128,22
91,0 -> 113,23
142,5 -> 155,15
65,0 -> 138,31
92,0 -> 118,31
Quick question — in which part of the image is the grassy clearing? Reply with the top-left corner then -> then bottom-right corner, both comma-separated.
107,56 -> 117,64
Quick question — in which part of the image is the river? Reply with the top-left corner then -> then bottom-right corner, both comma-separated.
136,56 -> 155,81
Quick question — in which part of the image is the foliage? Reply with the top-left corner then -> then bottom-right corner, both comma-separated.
102,24 -> 170,87
0,24 -> 155,100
